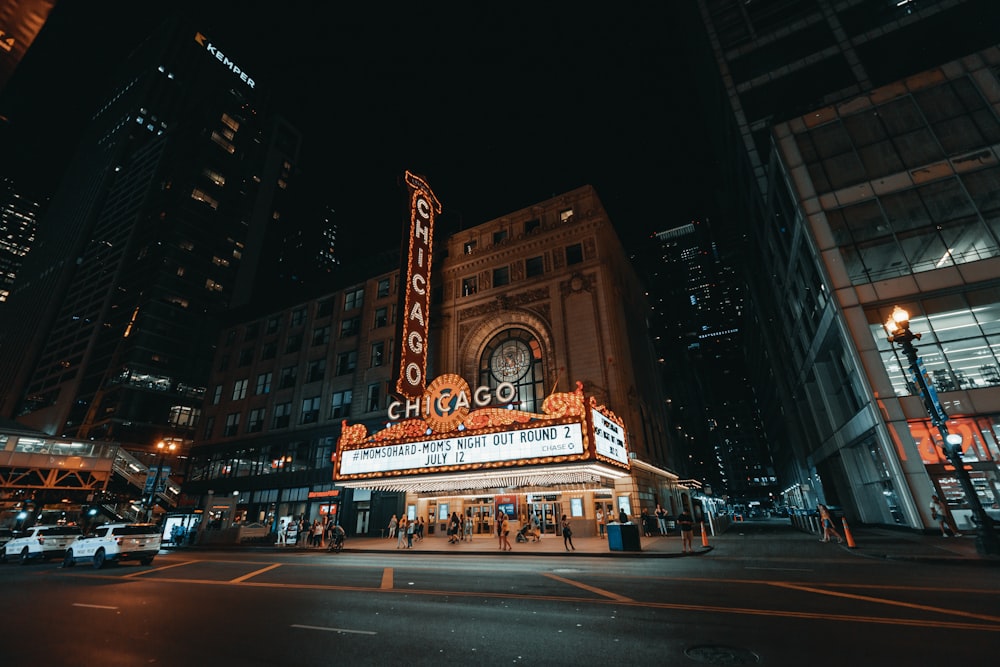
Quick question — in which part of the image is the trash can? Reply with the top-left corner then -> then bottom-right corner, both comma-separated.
607,523 -> 641,551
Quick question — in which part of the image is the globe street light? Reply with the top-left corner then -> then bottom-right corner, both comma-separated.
884,306 -> 999,557
147,441 -> 176,523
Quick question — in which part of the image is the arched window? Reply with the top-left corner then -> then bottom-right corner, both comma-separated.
479,329 -> 544,413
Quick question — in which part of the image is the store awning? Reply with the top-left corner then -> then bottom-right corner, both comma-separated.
337,463 -> 630,493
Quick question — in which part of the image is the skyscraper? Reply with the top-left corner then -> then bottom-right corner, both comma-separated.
0,18 -> 300,456
638,220 -> 775,504
686,0 -> 1000,529
0,177 -> 41,303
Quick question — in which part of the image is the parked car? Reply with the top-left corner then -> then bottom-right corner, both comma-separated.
1,525 -> 82,565
62,522 -> 162,569
0,527 -> 16,551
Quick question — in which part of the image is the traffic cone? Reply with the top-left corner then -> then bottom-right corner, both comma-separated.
700,522 -> 710,547
841,517 -> 857,549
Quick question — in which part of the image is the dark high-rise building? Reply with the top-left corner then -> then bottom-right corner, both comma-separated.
0,177 -> 41,303
0,19 -> 300,456
685,0 -> 1000,529
639,220 -> 775,504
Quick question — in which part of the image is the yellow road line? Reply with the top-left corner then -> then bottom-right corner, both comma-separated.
123,559 -> 199,577
381,567 -> 393,589
231,562 -> 283,583
72,574 -> 1000,632
768,581 -> 1000,625
544,572 -> 633,602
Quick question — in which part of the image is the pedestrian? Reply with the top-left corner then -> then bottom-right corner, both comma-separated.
930,494 -> 962,537
677,507 -> 694,553
277,519 -> 286,547
396,517 -> 408,549
655,504 -> 668,535
595,506 -> 605,539
530,510 -> 541,541
464,511 -> 474,542
560,514 -> 575,551
406,515 -> 416,548
500,513 -> 512,551
418,516 -> 426,540
387,514 -> 398,539
641,508 -> 653,537
448,511 -> 461,544
298,517 -> 308,548
618,507 -> 629,524
311,519 -> 324,548
496,511 -> 506,550
817,504 -> 844,544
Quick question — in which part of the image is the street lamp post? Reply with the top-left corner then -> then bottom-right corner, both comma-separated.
147,441 -> 176,523
884,306 -> 999,557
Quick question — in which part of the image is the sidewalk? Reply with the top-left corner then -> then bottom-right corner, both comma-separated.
275,521 -> 996,565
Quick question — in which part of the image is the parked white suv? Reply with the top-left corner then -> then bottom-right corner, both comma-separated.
62,523 -> 162,569
1,525 -> 83,565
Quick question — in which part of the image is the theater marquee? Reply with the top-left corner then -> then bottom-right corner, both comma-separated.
334,378 -> 631,484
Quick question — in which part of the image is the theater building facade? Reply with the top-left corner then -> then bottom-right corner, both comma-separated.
187,184 -> 689,540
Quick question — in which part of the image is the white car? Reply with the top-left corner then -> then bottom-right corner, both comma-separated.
2,525 -> 83,565
62,523 -> 162,569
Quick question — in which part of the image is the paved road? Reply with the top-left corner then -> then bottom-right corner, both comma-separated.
0,519 -> 993,666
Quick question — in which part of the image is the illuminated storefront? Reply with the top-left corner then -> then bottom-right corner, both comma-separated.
335,375 -> 636,536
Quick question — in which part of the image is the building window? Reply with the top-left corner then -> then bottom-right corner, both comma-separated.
479,328 -> 544,414
203,416 -> 215,439
345,287 -> 364,311
566,243 -> 583,265
462,277 -> 477,296
244,323 -> 259,341
285,333 -> 302,354
290,307 -> 307,327
280,366 -> 297,389
464,240 -> 477,254
377,278 -> 391,298
255,372 -> 272,395
371,341 -> 385,367
526,256 -> 544,277
261,342 -> 277,360
336,351 -> 357,375
493,266 -> 510,287
367,383 -> 381,412
307,358 -> 326,383
312,325 -> 330,346
265,316 -> 280,334
340,317 -> 360,338
212,385 -> 223,405
238,347 -> 253,366
493,230 -> 508,246
301,396 -> 321,424
232,378 -> 248,401
330,390 -> 352,419
317,298 -> 334,317
168,405 -> 199,428
525,218 -> 540,234
559,208 -> 574,223
248,408 -> 266,433
224,412 -> 240,437
374,306 -> 388,328
272,402 -> 291,429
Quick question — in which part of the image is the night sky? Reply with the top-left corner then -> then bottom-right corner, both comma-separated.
0,1 -> 716,255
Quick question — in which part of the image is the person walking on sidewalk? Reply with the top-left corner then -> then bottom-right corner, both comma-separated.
387,514 -> 398,539
677,508 -> 695,553
396,517 -> 408,549
596,507 -> 606,539
818,504 -> 844,544
561,514 -> 575,550
655,504 -> 668,535
499,513 -> 513,551
930,494 -> 962,537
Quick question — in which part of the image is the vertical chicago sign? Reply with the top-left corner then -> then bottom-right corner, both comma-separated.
395,171 -> 441,399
